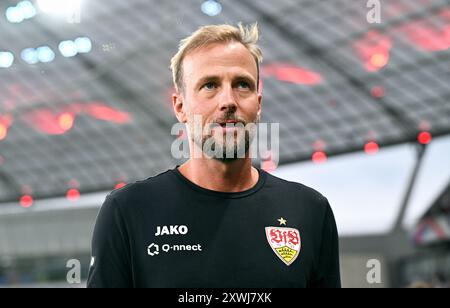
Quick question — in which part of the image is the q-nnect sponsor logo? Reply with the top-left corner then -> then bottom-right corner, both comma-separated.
147,243 -> 203,257
148,225 -> 203,257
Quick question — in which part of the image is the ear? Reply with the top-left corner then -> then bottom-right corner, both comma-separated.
257,93 -> 262,119
172,92 -> 187,123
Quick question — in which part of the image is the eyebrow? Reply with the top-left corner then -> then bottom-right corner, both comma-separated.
195,74 -> 257,89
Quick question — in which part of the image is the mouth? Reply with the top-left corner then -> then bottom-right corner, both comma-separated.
217,120 -> 241,127
209,121 -> 242,136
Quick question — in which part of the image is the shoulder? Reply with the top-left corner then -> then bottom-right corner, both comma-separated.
264,171 -> 329,204
263,171 -> 338,234
102,168 -> 175,211
263,171 -> 332,215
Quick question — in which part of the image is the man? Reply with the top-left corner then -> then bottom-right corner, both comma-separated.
87,23 -> 341,288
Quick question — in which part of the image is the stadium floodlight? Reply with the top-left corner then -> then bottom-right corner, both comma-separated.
5,7 -> 24,23
75,37 -> 92,53
17,1 -> 37,19
36,46 -> 56,63
59,40 -> 78,57
0,52 -> 14,68
6,1 -> 37,23
201,0 -> 222,17
21,48 -> 39,64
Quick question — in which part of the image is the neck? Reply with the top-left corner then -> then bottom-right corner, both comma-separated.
178,157 -> 259,193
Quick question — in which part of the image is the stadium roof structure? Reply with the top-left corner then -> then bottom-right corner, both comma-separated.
0,0 -> 449,203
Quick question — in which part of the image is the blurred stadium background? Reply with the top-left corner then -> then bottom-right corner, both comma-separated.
0,0 -> 449,288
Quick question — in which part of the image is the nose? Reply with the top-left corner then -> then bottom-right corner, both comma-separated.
218,84 -> 237,113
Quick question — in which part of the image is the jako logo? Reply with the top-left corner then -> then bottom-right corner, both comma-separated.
155,225 -> 189,237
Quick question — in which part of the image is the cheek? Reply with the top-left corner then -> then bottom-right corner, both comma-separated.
189,97 -> 216,116
241,97 -> 260,115
185,100 -> 215,127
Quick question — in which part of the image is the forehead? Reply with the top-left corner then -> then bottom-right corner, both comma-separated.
182,42 -> 258,82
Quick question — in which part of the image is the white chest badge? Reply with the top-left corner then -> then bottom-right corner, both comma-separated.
265,218 -> 301,266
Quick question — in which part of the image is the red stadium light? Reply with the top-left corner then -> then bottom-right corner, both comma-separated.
58,112 -> 75,131
399,16 -> 450,52
418,131 -> 432,145
20,195 -> 33,208
0,122 -> 7,141
0,114 -> 13,141
365,141 -> 379,155
312,151 -> 327,164
115,182 -> 126,190
371,86 -> 385,98
23,109 -> 70,135
84,103 -> 132,124
67,188 -> 80,201
261,63 -> 323,85
370,53 -> 389,69
353,31 -> 392,72
22,102 -> 131,135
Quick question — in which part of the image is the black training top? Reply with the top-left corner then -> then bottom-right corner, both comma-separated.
87,166 -> 341,288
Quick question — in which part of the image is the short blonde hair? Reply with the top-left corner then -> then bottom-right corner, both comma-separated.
170,23 -> 263,93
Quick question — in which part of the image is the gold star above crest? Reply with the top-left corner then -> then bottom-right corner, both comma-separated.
278,217 -> 287,226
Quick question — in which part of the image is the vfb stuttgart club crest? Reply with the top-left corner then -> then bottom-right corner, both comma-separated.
265,227 -> 301,266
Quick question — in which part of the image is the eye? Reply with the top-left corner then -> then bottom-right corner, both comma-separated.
237,81 -> 251,89
202,82 -> 217,90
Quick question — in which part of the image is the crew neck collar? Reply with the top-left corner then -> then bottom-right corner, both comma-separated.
172,165 -> 267,199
